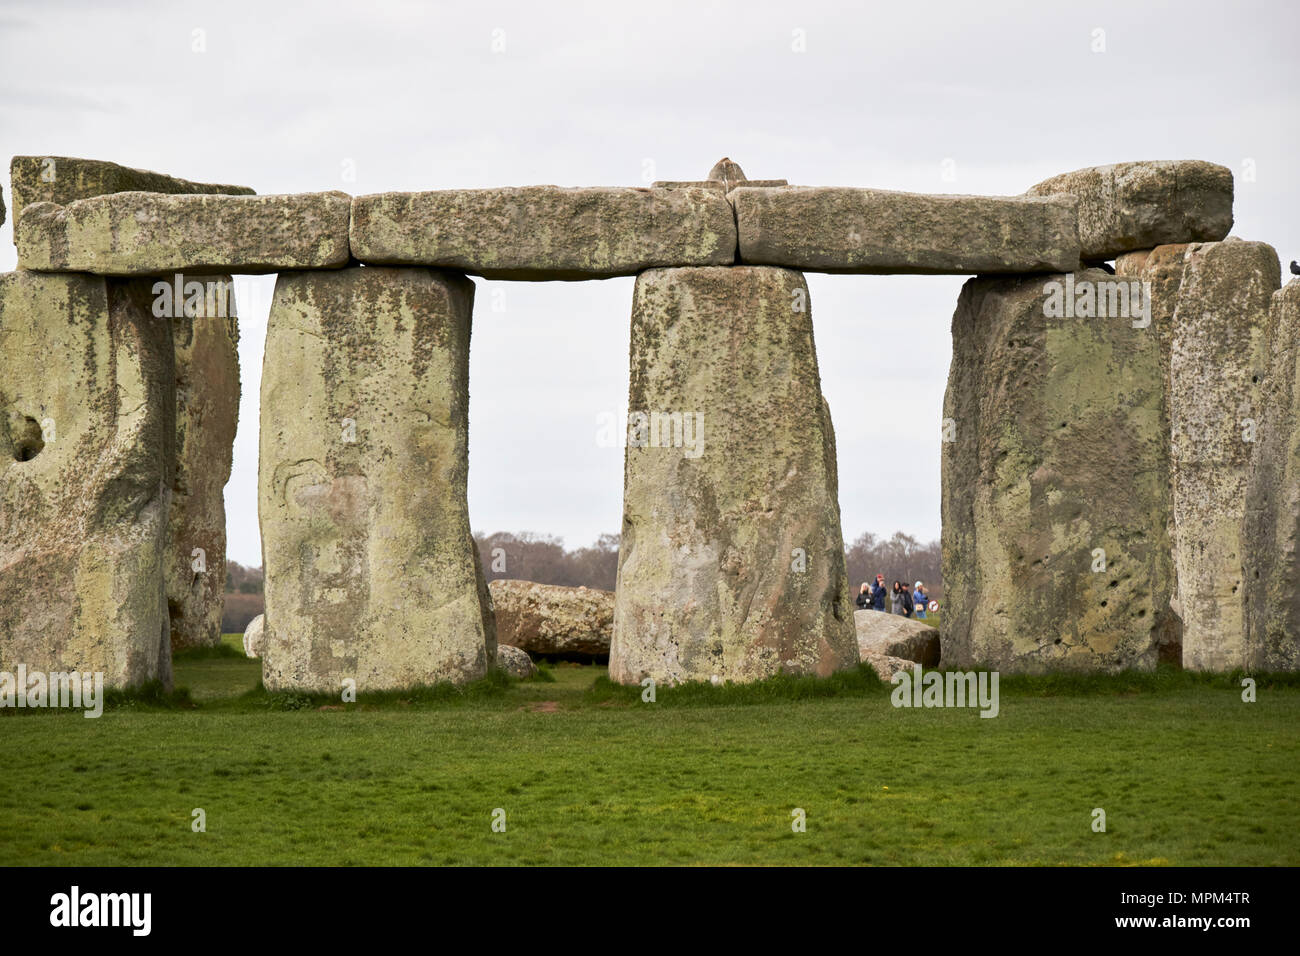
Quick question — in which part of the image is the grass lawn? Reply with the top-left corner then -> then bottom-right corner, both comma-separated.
1,635 -> 1296,866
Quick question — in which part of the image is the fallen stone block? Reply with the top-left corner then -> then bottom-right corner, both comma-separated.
1244,280 -> 1300,671
942,268 -> 1175,672
17,191 -> 351,275
259,266 -> 494,692
487,579 -> 613,658
733,186 -> 1079,274
854,610 -> 940,666
859,645 -> 915,683
243,614 -> 265,659
1169,239 -> 1280,670
609,266 -> 859,685
495,644 -> 538,679
9,155 -> 253,244
349,185 -> 735,279
0,271 -> 174,688
1026,160 -> 1233,261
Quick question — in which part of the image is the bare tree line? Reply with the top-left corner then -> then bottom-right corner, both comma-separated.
843,531 -> 943,599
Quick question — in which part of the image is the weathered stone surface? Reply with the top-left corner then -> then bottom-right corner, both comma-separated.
859,645 -> 915,682
652,180 -> 787,193
707,157 -> 748,190
164,277 -> 240,649
1170,240 -> 1280,670
1027,160 -> 1233,261
349,186 -> 736,279
854,609 -> 940,666
243,613 -> 265,659
733,186 -> 1079,275
1244,281 -> 1300,670
609,266 -> 858,685
941,269 -> 1174,672
259,266 -> 494,692
1115,243 -> 1192,664
495,644 -> 538,679
17,191 -> 351,275
9,155 -> 253,244
0,271 -> 174,688
487,579 -> 613,658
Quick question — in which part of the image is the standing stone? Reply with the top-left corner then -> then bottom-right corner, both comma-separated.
259,267 -> 494,692
9,160 -> 247,651
610,266 -> 858,685
942,269 -> 1173,671
1027,160 -> 1233,261
163,276 -> 240,648
1244,281 -> 1300,670
1115,243 -> 1192,662
1170,240 -> 1280,670
0,271 -> 174,688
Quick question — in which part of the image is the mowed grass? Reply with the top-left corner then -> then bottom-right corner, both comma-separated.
1,636 -> 1297,866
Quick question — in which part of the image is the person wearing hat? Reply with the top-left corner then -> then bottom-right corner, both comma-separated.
871,575 -> 888,613
913,581 -> 929,619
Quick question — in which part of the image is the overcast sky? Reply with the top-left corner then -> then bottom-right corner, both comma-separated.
2,0 -> 1297,567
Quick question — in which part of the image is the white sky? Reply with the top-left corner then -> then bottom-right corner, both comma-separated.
2,0 -> 1296,567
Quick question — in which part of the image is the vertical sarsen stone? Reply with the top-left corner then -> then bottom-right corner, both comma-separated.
610,266 -> 858,685
259,266 -> 494,692
0,271 -> 174,687
1168,240 -> 1279,671
941,269 -> 1173,671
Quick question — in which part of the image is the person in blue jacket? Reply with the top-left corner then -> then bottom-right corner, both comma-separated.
871,575 -> 888,612
913,581 -> 929,619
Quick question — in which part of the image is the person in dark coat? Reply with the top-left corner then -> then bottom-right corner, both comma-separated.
892,580 -> 914,617
871,575 -> 888,612
855,582 -> 873,611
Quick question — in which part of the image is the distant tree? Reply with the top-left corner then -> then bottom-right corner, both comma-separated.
845,531 -> 941,599
474,531 -> 619,591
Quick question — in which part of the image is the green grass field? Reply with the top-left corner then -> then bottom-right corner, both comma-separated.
1,635 -> 1297,866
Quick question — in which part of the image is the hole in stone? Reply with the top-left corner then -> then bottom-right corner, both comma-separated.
12,416 -> 45,462
1108,580 -> 1118,588
1100,600 -> 1108,608
1053,637 -> 1062,645
1136,608 -> 1147,618
1252,375 -> 1259,383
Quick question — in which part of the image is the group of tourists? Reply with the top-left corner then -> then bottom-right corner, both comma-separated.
854,575 -> 933,619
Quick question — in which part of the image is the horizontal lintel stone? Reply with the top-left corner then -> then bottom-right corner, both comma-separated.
16,191 -> 352,275
9,155 -> 254,222
733,186 -> 1080,275
1026,159 -> 1233,261
349,185 -> 737,279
